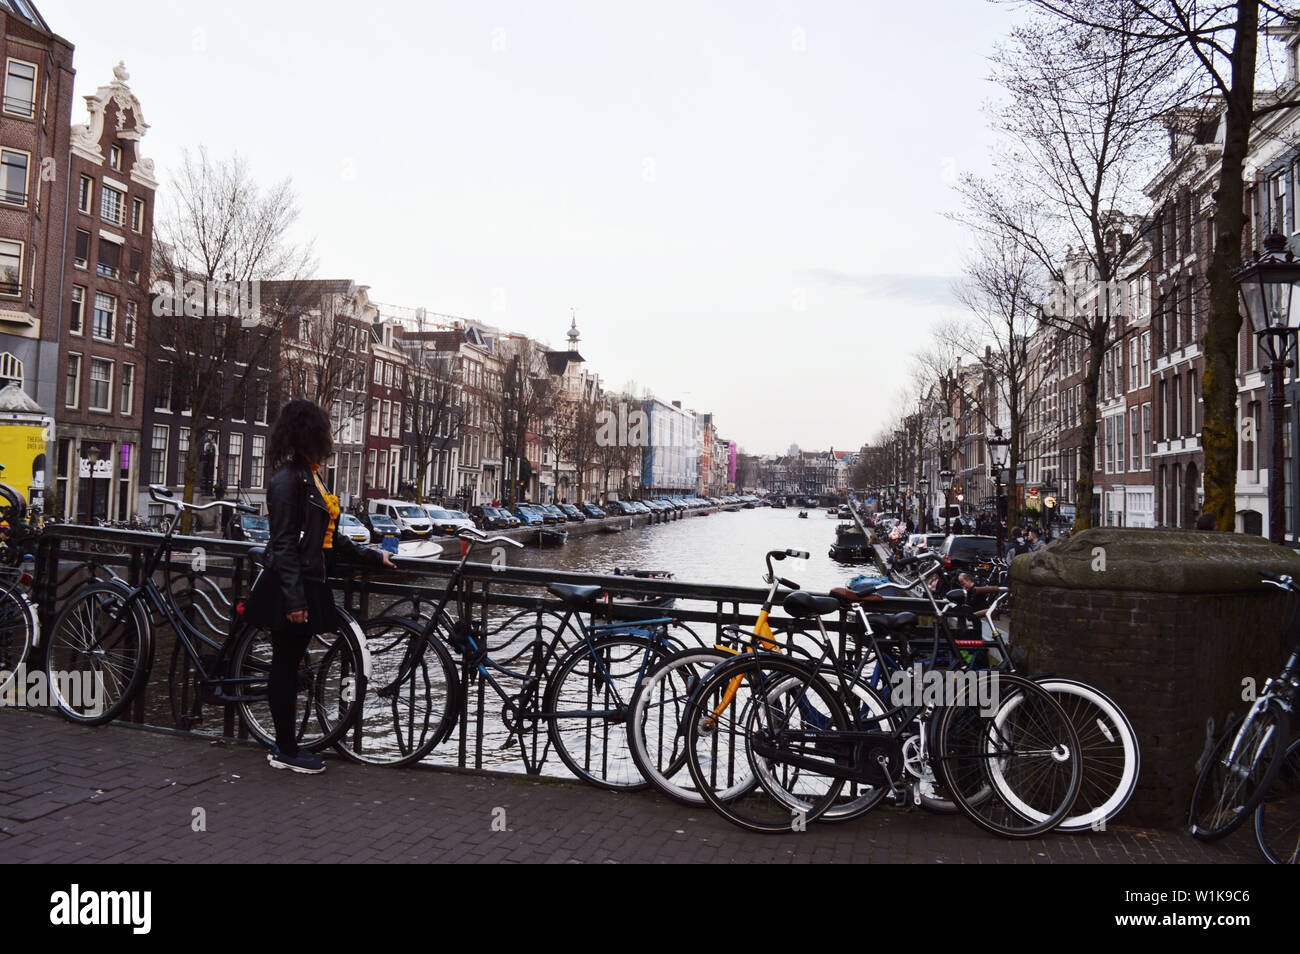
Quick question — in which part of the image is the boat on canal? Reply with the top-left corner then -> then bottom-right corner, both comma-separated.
537,528 -> 568,547
608,567 -> 676,609
829,522 -> 871,562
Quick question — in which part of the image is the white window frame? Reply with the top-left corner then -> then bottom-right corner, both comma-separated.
0,147 -> 30,207
65,353 -> 81,409
120,363 -> 135,417
92,292 -> 117,342
3,58 -> 37,119
88,357 -> 113,412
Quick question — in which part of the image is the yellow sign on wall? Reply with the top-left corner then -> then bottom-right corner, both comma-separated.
0,421 -> 46,500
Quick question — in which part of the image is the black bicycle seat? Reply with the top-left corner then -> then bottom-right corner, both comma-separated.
547,583 -> 603,607
782,591 -> 840,619
248,546 -> 267,566
865,612 -> 917,632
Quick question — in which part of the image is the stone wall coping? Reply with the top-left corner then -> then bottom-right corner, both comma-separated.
1010,527 -> 1300,594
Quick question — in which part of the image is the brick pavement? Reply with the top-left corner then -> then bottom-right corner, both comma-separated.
0,708 -> 1262,863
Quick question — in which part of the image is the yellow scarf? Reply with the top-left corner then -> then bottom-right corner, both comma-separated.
310,462 -> 339,549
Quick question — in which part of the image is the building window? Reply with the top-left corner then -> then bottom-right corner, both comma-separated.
96,239 -> 121,279
0,351 -> 21,389
0,239 -> 22,297
123,300 -> 136,346
1142,403 -> 1151,471
88,358 -> 113,412
65,353 -> 81,408
251,435 -> 265,488
109,144 -> 122,171
3,59 -> 36,118
366,449 -> 377,486
69,285 -> 84,334
0,149 -> 28,206
120,364 -> 134,416
131,197 -> 144,233
150,425 -> 168,485
100,185 -> 125,226
74,229 -> 89,269
78,176 -> 94,214
370,398 -> 380,435
92,293 -> 116,341
226,433 -> 242,487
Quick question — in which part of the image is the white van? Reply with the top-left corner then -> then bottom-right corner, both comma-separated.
932,504 -> 963,525
368,498 -> 433,539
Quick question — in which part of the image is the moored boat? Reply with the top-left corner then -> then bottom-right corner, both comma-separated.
828,522 -> 871,562
537,528 -> 568,547
608,567 -> 676,609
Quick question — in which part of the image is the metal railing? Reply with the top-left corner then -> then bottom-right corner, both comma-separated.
29,523 -> 943,777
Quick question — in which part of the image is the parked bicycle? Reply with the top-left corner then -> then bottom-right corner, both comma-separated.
334,526 -> 702,788
1189,569 -> 1300,858
43,485 -> 369,753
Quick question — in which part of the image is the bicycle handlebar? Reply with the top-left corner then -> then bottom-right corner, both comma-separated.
149,484 -> 257,514
456,526 -> 524,548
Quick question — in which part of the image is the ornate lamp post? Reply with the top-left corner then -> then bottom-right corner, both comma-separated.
919,475 -> 930,530
939,469 -> 954,534
988,427 -> 1012,555
1041,474 -> 1058,541
1235,230 -> 1300,544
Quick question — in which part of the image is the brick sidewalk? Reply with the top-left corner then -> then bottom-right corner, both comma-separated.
0,708 -> 1261,863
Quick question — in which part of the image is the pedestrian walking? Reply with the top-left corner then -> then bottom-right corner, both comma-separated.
1026,528 -> 1046,552
243,399 -> 396,774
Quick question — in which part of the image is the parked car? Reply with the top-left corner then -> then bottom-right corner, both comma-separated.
938,535 -> 999,573
608,500 -> 636,516
369,498 -> 433,538
903,533 -> 946,559
511,505 -> 545,526
337,512 -> 371,545
230,513 -> 270,542
362,512 -> 403,544
428,507 -> 475,535
580,502 -> 606,519
559,503 -> 585,522
470,506 -> 513,530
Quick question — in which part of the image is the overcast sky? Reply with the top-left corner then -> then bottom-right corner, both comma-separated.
43,0 -> 1015,455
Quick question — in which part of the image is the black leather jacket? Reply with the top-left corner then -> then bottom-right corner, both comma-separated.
265,457 -> 381,614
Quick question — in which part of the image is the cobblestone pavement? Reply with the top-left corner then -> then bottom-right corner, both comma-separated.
0,709 -> 1262,863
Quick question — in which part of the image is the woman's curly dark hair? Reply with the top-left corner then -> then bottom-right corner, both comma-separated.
268,399 -> 333,469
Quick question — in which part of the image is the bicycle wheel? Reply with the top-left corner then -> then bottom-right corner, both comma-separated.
44,581 -> 150,724
0,586 -> 34,697
230,618 -> 367,753
1189,702 -> 1290,841
1033,677 -> 1140,833
936,672 -> 1081,838
1255,736 -> 1300,863
332,615 -> 459,767
628,646 -> 740,804
820,671 -> 895,823
683,654 -> 850,833
545,632 -> 670,790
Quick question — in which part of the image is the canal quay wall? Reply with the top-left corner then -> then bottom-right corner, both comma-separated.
484,504 -> 733,544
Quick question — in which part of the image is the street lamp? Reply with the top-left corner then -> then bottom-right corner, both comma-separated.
1041,474 -> 1058,541
987,427 -> 1012,555
1236,230 -> 1300,543
939,469 -> 954,533
918,476 -> 930,530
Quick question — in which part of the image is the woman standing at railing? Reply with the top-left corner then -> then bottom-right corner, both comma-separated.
243,398 -> 395,774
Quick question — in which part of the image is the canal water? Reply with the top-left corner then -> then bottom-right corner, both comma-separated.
506,506 -> 872,592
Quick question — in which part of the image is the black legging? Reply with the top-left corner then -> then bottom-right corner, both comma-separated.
268,627 -> 314,755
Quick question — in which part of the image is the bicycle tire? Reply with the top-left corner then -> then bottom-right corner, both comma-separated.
683,653 -> 850,834
1189,701 -> 1290,842
0,586 -> 34,697
43,581 -> 150,724
818,669 -> 895,823
230,617 -> 368,753
545,632 -> 672,790
1254,735 -> 1300,863
628,646 -> 740,804
936,672 -> 1082,838
332,615 -> 459,767
1033,677 -> 1140,833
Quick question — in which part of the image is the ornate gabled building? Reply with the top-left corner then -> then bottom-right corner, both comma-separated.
55,61 -> 156,521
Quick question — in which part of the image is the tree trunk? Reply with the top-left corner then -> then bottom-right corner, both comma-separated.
1074,328 -> 1105,533
1203,0 -> 1257,531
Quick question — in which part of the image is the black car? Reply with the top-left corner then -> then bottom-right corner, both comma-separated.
581,503 -> 606,519
939,535 -> 999,573
559,504 -> 585,522
362,512 -> 403,543
230,513 -> 270,542
470,505 -> 512,530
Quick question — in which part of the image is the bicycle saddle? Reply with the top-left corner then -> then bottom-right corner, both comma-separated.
248,546 -> 267,566
782,591 -> 840,618
829,586 -> 883,604
547,583 -> 603,607
865,612 -> 918,632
